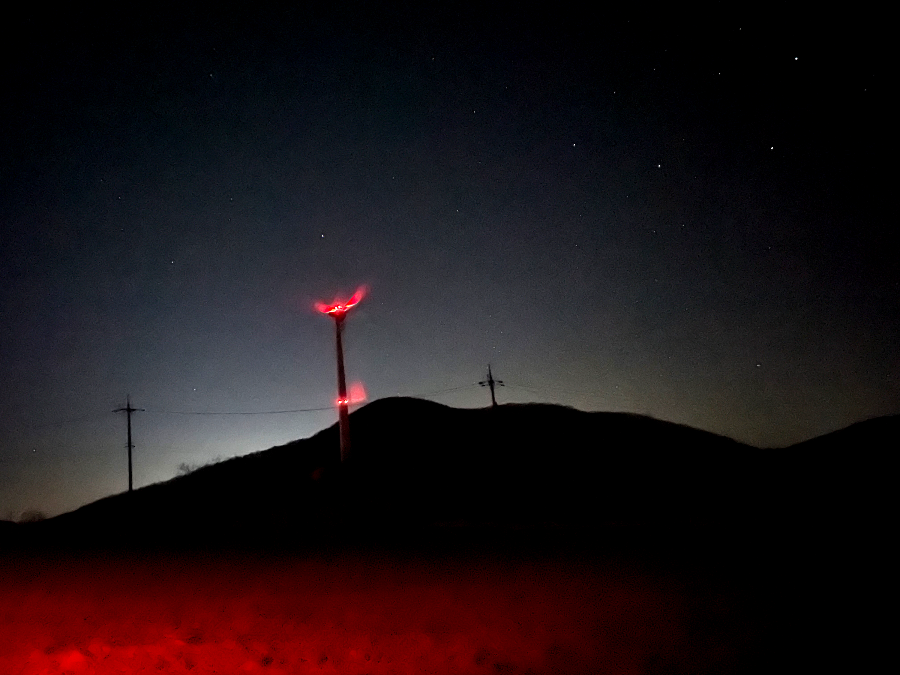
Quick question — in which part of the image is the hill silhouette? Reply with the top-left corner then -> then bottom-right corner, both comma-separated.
786,413 -> 899,453
767,413 -> 898,533
4,399 -> 892,674
18,398 -> 895,549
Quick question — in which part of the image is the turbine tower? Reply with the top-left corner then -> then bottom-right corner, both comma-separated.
315,287 -> 365,463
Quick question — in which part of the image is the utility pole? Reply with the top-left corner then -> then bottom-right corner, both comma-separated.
114,395 -> 144,493
479,364 -> 504,407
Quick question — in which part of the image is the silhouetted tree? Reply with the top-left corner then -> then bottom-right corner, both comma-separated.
18,509 -> 46,523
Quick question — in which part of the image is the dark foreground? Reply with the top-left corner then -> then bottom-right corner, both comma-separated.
0,524 -> 794,675
3,402 -> 890,673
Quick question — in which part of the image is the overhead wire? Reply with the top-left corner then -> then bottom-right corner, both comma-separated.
12,411 -> 109,432
13,381 -> 486,429
144,384 -> 482,415
406,383 -> 480,399
144,406 -> 334,416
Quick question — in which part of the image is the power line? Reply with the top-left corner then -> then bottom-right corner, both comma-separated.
14,411 -> 107,432
503,383 -> 546,395
14,383 -> 482,430
409,384 -> 479,399
144,406 -> 334,416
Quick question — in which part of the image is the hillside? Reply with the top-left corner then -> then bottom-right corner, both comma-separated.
18,398 -> 893,547
768,414 -> 898,530
3,400 -> 892,673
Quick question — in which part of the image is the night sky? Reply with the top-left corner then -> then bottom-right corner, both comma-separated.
2,7 -> 895,519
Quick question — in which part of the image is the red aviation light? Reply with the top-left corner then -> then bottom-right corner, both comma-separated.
335,382 -> 367,407
315,286 -> 367,317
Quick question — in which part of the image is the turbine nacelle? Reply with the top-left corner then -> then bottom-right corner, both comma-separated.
315,286 -> 366,319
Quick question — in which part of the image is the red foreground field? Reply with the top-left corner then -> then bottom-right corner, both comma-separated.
0,543 -> 750,675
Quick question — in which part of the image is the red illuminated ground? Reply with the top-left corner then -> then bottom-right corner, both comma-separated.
1,534 -> 757,675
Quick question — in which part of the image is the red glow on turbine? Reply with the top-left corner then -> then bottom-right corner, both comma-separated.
315,285 -> 367,317
335,382 -> 367,407
315,284 -> 366,463
349,381 -> 367,404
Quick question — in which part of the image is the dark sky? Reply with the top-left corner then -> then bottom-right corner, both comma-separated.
1,7 -> 895,518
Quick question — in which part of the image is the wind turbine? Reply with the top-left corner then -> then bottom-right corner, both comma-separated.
315,286 -> 366,463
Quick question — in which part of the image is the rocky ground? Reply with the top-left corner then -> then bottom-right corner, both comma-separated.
0,525 -> 770,675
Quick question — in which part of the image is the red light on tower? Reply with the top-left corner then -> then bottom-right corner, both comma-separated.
335,381 -> 367,407
316,286 -> 366,463
315,286 -> 366,318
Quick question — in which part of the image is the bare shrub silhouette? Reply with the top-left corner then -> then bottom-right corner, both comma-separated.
177,456 -> 226,477
18,509 -> 47,523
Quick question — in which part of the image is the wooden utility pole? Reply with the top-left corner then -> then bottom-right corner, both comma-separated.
479,364 -> 504,407
114,395 -> 144,493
